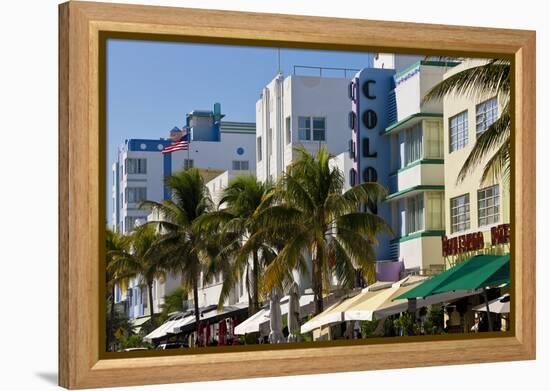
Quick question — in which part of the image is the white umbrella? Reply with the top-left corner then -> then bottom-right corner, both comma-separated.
287,282 -> 301,342
268,288 -> 285,343
234,293 -> 317,336
472,294 -> 510,314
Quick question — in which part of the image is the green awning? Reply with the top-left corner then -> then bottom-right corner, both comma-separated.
396,254 -> 510,299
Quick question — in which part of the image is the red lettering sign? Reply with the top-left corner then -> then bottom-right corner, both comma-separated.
442,223 -> 510,257
491,223 -> 510,245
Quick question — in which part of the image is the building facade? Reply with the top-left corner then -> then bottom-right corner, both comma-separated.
111,104 -> 256,319
381,61 -> 459,276
441,60 -> 511,268
111,104 -> 256,234
255,72 -> 352,183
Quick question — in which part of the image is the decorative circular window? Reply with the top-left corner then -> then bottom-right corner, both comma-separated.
157,144 -> 163,150
140,143 -> 147,150
237,147 -> 244,155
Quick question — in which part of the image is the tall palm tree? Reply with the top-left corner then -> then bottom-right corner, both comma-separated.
107,223 -> 166,328
105,228 -> 132,350
195,174 -> 276,315
249,146 -> 391,315
141,168 -> 215,335
423,59 -> 511,184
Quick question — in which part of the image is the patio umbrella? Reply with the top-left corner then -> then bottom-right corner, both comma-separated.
287,282 -> 301,342
472,294 -> 510,314
268,288 -> 285,343
234,293 -> 318,336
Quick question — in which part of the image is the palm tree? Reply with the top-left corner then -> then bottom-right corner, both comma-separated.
423,59 -> 511,184
105,228 -> 132,350
141,168 -> 215,335
195,174 -> 276,315
107,223 -> 166,328
249,146 -> 391,315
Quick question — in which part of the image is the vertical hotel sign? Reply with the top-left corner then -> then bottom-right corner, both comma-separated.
348,69 -> 395,260
348,69 -> 394,190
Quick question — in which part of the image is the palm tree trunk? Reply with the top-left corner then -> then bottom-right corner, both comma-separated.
251,250 -> 260,315
193,278 -> 200,340
311,256 -> 324,315
107,284 -> 115,351
147,280 -> 155,328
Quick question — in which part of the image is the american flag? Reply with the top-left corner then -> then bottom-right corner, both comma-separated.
161,128 -> 190,154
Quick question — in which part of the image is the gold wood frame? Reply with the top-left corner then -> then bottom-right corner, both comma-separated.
59,1 -> 536,389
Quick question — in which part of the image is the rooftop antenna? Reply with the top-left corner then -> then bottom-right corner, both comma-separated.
277,48 -> 281,74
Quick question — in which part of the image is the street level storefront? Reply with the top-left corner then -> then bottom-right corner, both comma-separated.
398,253 -> 510,333
144,304 -> 248,348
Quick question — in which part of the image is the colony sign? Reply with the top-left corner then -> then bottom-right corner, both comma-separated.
442,223 -> 510,257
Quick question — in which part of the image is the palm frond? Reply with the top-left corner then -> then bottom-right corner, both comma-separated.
423,59 -> 510,103
481,139 -> 511,185
457,103 -> 510,183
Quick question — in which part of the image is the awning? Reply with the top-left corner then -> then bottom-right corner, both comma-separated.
129,315 -> 150,334
143,313 -> 186,343
472,294 -> 510,314
176,304 -> 248,334
234,294 -> 316,336
396,254 -> 510,300
144,303 -> 249,343
301,277 -> 426,333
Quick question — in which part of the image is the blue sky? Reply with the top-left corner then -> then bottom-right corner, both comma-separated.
107,39 -> 374,221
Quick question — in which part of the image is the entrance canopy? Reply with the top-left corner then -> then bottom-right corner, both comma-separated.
396,254 -> 510,300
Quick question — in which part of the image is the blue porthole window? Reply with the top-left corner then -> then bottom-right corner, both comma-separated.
236,147 -> 244,156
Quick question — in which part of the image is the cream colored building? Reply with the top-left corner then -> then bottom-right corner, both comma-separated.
442,60 -> 510,268
382,61 -> 459,275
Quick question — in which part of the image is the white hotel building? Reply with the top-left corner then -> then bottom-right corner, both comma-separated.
254,56 -> 457,282
111,103 -> 256,320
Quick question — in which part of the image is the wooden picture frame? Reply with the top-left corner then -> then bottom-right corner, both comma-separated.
59,1 -> 536,389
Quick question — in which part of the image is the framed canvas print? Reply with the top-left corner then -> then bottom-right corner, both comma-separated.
58,1 -> 536,389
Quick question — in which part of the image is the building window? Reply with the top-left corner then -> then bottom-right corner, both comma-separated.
312,117 -> 326,141
257,137 -> 262,162
142,289 -> 147,308
424,120 -> 443,158
285,116 -> 291,145
268,128 -> 273,156
298,116 -> 326,141
476,97 -> 498,137
298,117 -> 311,141
404,123 -> 422,165
450,193 -> 470,233
406,193 -> 424,234
426,192 -> 444,230
125,158 -> 147,174
184,159 -> 194,169
125,187 -> 147,204
232,160 -> 249,170
478,185 -> 500,226
449,110 -> 469,152
348,111 -> 356,131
